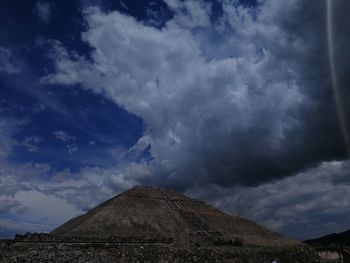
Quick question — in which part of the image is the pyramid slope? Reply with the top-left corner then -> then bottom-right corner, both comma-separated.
52,186 -> 299,247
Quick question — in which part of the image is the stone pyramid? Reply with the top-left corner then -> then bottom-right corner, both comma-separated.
51,186 -> 299,247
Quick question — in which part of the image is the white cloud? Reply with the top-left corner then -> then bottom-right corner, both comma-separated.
0,110 -> 141,235
0,218 -> 51,234
0,116 -> 29,157
120,1 -> 128,10
0,162 -> 148,234
0,184 -> 81,235
20,0 -> 350,239
187,160 -> 350,240
164,0 -> 212,28
15,190 -> 81,226
0,197 -> 24,214
45,162 -> 150,211
67,144 -> 78,155
0,161 -> 92,233
44,1 -> 305,187
0,120 -> 16,158
21,136 -> 42,152
35,1 -> 51,24
53,130 -> 76,142
0,47 -> 21,74
0,111 -> 42,156
32,104 -> 46,114
125,136 -> 151,158
53,131 -> 78,154
1,156 -> 348,239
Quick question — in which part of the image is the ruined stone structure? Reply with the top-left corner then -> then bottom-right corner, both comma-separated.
51,186 -> 299,247
1,186 -> 321,262
0,241 -> 320,262
312,247 -> 350,263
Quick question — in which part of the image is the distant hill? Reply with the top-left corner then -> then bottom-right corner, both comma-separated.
305,230 -> 350,246
51,185 -> 300,247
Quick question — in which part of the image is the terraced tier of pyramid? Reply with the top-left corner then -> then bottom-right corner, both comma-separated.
52,186 -> 299,247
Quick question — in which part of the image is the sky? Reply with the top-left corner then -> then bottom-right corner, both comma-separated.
0,0 -> 350,241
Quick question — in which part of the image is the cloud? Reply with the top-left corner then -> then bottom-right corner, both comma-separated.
145,3 -> 170,27
0,109 -> 347,240
44,0 -> 350,190
0,110 -> 116,235
0,162 -> 82,235
21,136 -> 42,152
31,104 -> 46,114
38,162 -> 150,211
187,160 -> 350,240
124,136 -> 151,159
0,189 -> 80,237
1,0 -> 346,239
1,152 -> 348,240
0,111 -> 151,235
35,1 -> 51,24
0,120 -> 16,158
120,1 -> 128,10
0,198 -> 24,215
0,218 -> 51,237
0,113 -> 41,155
43,2 -> 307,188
53,130 -> 76,142
15,190 -> 80,226
67,144 -> 78,155
0,47 -> 21,74
0,116 -> 29,157
53,131 -> 78,154
164,0 -> 212,28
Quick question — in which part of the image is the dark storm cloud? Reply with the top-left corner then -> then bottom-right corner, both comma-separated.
181,0 -> 350,188
186,160 -> 350,240
1,0 -> 350,239
44,0 -> 350,189
276,0 -> 350,152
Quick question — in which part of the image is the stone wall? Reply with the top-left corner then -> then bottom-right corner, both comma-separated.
14,233 -> 173,244
0,241 -> 320,263
315,246 -> 350,262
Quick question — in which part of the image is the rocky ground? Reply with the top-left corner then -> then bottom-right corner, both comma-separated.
0,241 -> 320,263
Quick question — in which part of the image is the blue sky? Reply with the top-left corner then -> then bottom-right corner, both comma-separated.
1,0 -> 350,240
0,0 -> 146,171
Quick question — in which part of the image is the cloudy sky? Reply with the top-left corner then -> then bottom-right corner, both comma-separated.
0,0 -> 350,240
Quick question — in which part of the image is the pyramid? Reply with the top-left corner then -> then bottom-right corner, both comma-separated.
51,186 -> 299,247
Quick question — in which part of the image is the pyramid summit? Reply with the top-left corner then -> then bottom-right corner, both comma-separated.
51,186 -> 299,247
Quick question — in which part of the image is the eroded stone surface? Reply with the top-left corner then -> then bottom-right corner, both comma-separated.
0,241 -> 320,263
2,186 -> 314,262
51,186 -> 299,247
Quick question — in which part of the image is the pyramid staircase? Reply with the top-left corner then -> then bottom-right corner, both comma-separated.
157,187 -> 222,245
